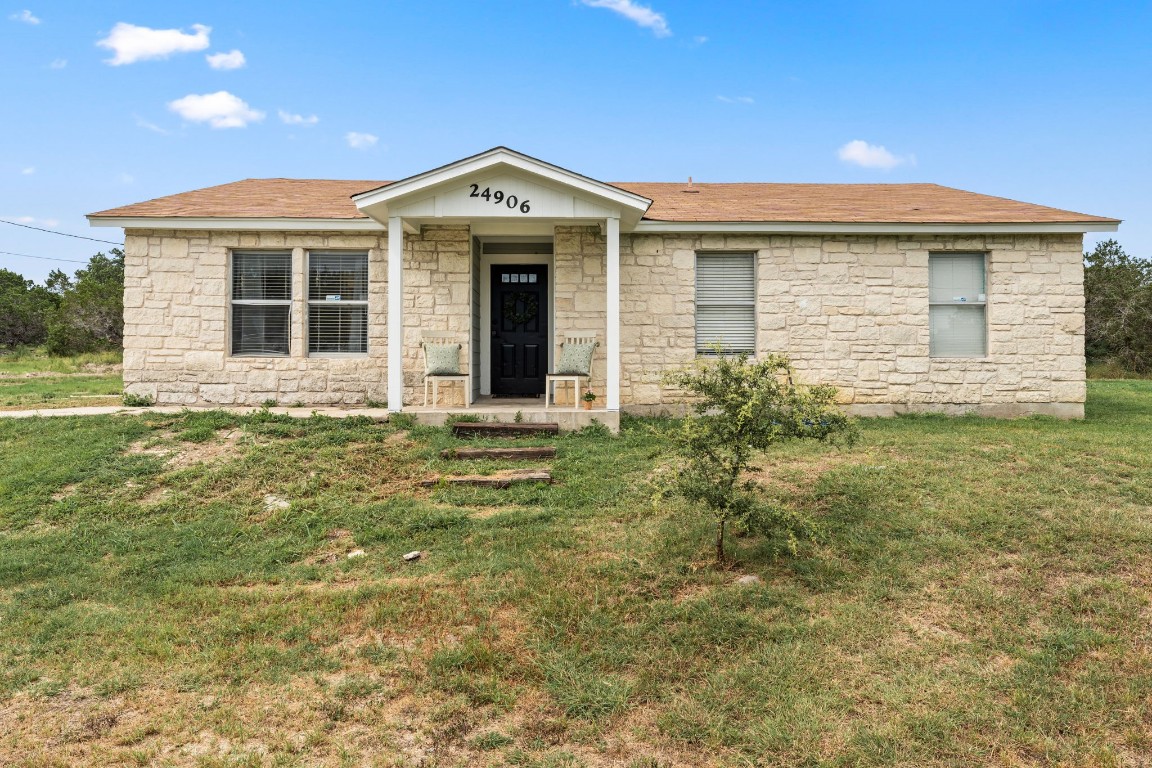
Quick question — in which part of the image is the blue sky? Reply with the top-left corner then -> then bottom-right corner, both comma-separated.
2,1 -> 1148,281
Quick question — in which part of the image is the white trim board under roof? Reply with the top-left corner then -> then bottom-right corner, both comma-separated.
631,221 -> 1119,234
352,146 -> 653,229
87,216 -> 390,231
88,216 -> 1118,235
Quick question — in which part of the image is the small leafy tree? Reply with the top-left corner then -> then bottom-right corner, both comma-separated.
664,352 -> 856,564
45,249 -> 125,355
1083,239 -> 1152,372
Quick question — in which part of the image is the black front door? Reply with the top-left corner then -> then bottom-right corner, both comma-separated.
491,265 -> 548,396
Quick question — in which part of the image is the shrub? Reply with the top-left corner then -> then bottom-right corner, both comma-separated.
663,352 -> 856,564
122,392 -> 154,407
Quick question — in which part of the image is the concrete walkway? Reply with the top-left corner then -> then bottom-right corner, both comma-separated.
0,405 -> 392,420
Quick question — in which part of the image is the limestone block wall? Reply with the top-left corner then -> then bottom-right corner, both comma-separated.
401,225 -> 472,406
124,226 -> 1085,417
553,225 -> 608,402
619,233 -> 1086,417
122,229 -> 392,406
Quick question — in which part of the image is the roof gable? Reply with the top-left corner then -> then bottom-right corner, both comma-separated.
353,147 -> 652,228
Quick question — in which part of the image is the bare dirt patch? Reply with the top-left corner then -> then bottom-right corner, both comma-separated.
298,527 -> 359,565
51,483 -> 79,502
744,452 -> 859,496
126,429 -> 246,470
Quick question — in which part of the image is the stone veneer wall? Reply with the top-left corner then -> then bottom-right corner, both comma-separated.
553,225 -> 608,403
122,230 -> 390,406
619,233 -> 1086,417
400,225 -> 472,406
124,228 -> 1085,416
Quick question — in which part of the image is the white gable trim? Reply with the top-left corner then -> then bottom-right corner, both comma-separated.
353,147 -> 651,227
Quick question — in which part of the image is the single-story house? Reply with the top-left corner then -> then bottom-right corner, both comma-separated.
89,146 -> 1119,430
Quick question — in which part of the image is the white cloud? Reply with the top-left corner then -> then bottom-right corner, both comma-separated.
118,173 -> 135,185
692,35 -> 708,45
10,10 -> 40,24
7,215 -> 59,227
167,91 -> 264,129
133,114 -> 170,134
97,22 -> 210,66
279,109 -> 319,126
345,131 -> 378,150
716,95 -> 754,104
20,166 -> 35,175
579,0 -> 670,37
837,139 -> 912,170
49,58 -> 66,69
206,49 -> 245,70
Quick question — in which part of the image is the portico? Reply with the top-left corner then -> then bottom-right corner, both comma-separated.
351,147 -> 650,416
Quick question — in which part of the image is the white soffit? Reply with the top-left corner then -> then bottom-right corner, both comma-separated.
354,147 -> 652,229
631,221 -> 1120,234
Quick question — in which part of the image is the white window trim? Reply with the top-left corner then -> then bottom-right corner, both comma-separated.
928,251 -> 989,359
306,250 -> 370,358
229,250 -> 293,358
695,251 -> 758,356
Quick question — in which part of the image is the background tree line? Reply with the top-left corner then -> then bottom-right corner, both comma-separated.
1083,239 -> 1152,373
0,249 -> 124,355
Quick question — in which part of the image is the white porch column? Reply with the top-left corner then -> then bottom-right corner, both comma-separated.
387,216 -> 404,412
606,216 -> 621,412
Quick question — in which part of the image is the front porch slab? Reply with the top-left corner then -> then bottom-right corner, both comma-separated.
404,397 -> 618,433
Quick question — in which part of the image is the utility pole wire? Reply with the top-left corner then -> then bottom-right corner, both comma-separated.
0,249 -> 89,264
0,218 -> 124,246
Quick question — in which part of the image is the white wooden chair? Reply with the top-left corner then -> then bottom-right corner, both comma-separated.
421,332 -> 470,408
545,335 -> 599,410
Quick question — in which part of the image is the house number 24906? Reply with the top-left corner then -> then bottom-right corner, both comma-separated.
468,184 -> 531,213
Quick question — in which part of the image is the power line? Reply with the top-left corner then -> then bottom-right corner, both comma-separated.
0,249 -> 89,264
0,218 -> 123,246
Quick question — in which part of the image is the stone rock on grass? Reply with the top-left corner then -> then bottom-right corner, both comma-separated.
263,494 -> 290,512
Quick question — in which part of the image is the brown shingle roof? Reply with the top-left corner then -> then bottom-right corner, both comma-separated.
89,177 -> 1118,224
90,179 -> 383,220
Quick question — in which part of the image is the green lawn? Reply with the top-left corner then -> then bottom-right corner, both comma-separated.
0,349 -> 122,409
1,384 -> 1151,766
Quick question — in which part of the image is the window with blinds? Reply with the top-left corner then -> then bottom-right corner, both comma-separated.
308,251 -> 368,355
231,251 -> 291,356
929,253 -> 987,357
696,253 -> 756,354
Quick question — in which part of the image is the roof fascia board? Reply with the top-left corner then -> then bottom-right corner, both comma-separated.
630,221 -> 1120,234
353,148 -> 652,215
88,216 -> 388,232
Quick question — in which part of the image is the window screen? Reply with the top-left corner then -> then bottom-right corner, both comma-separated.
231,251 -> 291,356
929,253 -> 987,357
696,253 -> 756,354
308,251 -> 368,354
